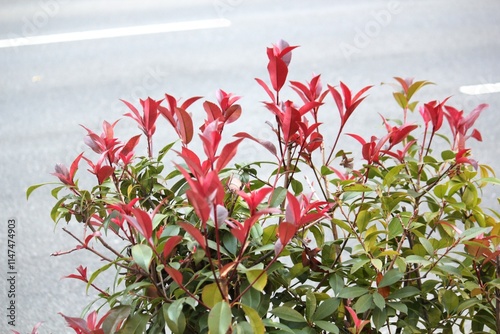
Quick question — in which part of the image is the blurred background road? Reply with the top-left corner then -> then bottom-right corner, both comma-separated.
1,0 -> 499,332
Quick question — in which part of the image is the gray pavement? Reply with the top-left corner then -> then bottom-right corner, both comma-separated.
1,0 -> 500,332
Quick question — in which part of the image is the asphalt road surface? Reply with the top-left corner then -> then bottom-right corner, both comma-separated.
1,0 -> 500,332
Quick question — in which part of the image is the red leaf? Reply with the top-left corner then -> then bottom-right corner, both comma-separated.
180,96 -> 203,111
126,208 -> 153,244
298,101 -> 322,115
174,107 -> 194,144
281,101 -> 301,144
267,54 -> 288,92
120,135 -> 141,157
203,101 -> 222,123
165,266 -> 183,285
255,78 -> 276,102
285,192 -> 301,225
178,221 -> 207,250
185,189 -> 211,226
278,222 -> 296,248
234,132 -> 277,157
216,138 -> 243,172
59,313 -> 91,334
96,165 -> 114,184
224,104 -> 242,124
290,80 -> 311,103
327,85 -> 345,121
176,148 -> 204,178
163,235 -> 183,259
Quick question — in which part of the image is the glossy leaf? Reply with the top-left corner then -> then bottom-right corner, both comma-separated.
202,283 -> 223,308
241,304 -> 265,334
208,301 -> 232,334
131,244 -> 153,272
246,269 -> 268,292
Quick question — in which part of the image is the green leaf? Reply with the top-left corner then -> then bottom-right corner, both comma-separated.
343,184 -> 373,192
393,91 -> 407,109
202,283 -> 223,308
433,184 -> 448,199
338,286 -> 369,299
290,179 -> 303,195
461,227 -> 489,241
270,306 -> 306,323
269,186 -> 287,207
152,213 -> 168,229
371,258 -> 383,271
329,275 -> 345,295
383,164 -> 405,187
372,307 -> 387,330
241,304 -> 265,334
102,305 -> 131,334
315,320 -> 339,334
441,289 -> 459,314
262,319 -> 294,333
356,210 -> 371,233
26,182 -> 52,199
388,217 -> 403,239
313,298 -> 340,321
407,80 -> 433,101
378,269 -> 404,288
164,299 -> 187,334
131,244 -> 153,272
388,286 -> 420,300
373,292 -> 386,310
350,257 -> 370,275
387,301 -> 408,314
246,269 -> 267,292
404,255 -> 431,266
305,290 -> 316,321
86,262 -> 113,294
116,313 -> 149,334
208,301 -> 232,334
354,293 -> 373,313
480,177 -> 500,185
441,150 -> 455,161
419,237 -> 434,256
457,297 -> 481,313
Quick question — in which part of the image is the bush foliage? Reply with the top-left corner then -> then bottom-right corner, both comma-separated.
27,40 -> 500,334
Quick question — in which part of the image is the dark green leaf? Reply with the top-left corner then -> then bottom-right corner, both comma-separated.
305,290 -> 316,321
315,320 -> 339,334
102,305 -> 131,334
116,313 -> 149,334
313,298 -> 340,321
270,306 -> 306,323
388,286 -> 420,300
354,293 -> 373,313
338,286 -> 369,299
373,292 -> 386,310
378,269 -> 404,288
441,289 -> 459,314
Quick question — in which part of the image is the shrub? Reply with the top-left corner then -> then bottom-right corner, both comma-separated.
28,40 -> 500,334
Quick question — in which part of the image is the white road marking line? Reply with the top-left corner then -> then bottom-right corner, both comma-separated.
459,82 -> 500,95
0,18 -> 231,49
